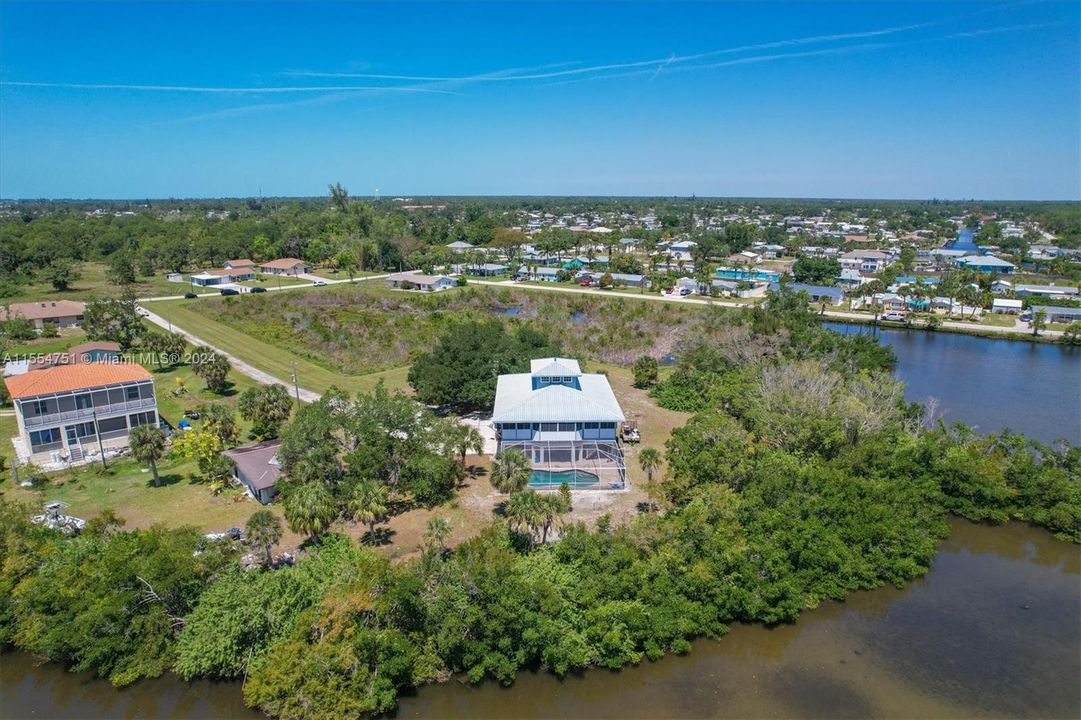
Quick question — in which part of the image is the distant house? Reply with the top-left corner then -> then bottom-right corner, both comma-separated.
1032,305 -> 1081,324
841,250 -> 891,274
224,259 -> 256,273
223,440 -> 282,504
519,266 -> 561,282
728,250 -> 762,265
990,280 -> 1013,295
955,254 -> 1016,274
0,300 -> 86,331
386,271 -> 457,292
259,258 -> 311,276
1014,284 -> 1079,299
190,269 -> 238,287
991,298 -> 1023,315
771,282 -> 845,306
836,268 -> 866,288
446,241 -> 475,252
455,263 -> 508,277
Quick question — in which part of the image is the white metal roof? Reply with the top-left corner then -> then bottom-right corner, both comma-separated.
530,357 -> 581,376
492,372 -> 624,424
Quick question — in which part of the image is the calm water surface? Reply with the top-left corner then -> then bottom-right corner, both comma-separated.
826,323 -> 1081,444
2,521 -> 1077,720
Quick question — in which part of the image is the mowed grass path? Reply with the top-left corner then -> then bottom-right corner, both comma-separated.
152,298 -> 410,396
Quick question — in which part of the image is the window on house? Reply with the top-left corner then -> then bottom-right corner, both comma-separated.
29,399 -> 49,415
74,394 -> 94,410
125,386 -> 140,401
29,428 -> 61,447
129,411 -> 157,428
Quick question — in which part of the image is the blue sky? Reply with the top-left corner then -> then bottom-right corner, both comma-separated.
1,1 -> 1078,200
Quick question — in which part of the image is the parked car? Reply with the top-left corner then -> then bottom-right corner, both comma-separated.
679,287 -> 691,296
312,280 -> 327,287
882,312 -> 906,321
250,286 -> 266,293
183,292 -> 197,299
579,278 -> 593,287
220,288 -> 239,296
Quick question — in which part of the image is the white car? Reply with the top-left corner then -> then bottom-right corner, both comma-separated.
312,280 -> 327,287
882,312 -> 906,322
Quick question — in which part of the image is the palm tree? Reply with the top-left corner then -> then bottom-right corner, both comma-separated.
129,425 -> 166,487
349,479 -> 389,543
638,448 -> 662,484
448,423 -> 484,469
282,480 -> 337,543
424,516 -> 451,552
504,489 -> 541,537
537,493 -> 568,544
490,448 -> 532,494
1031,308 -> 1047,337
245,509 -> 283,567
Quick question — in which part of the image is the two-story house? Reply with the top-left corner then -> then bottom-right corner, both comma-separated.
492,358 -> 626,489
5,363 -> 158,465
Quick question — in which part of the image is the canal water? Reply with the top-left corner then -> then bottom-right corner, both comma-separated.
825,323 -> 1081,444
2,520 -> 1076,719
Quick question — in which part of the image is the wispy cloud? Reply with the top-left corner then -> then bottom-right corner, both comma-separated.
0,81 -> 462,95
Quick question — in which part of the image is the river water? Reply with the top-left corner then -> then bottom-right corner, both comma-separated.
2,331 -> 1079,719
825,323 -> 1081,445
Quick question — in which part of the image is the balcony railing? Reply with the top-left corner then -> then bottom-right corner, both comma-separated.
22,397 -> 156,429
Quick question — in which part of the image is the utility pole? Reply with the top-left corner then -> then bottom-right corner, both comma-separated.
291,362 -> 301,406
92,407 -> 107,469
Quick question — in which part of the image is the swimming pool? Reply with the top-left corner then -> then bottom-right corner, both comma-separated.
528,469 -> 599,488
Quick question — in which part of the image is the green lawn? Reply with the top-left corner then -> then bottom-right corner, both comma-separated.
150,298 -> 411,395
308,267 -> 381,280
4,451 -> 285,533
5,262 -> 188,304
3,328 -> 87,358
978,313 -> 1019,327
1,351 -> 293,533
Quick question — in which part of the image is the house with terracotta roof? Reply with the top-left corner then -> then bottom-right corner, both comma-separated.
259,258 -> 311,276
0,300 -> 86,330
224,259 -> 256,271
4,362 -> 158,464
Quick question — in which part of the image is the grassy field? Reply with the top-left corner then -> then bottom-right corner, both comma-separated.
5,262 -> 188,304
172,283 -> 736,380
150,296 -> 412,395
